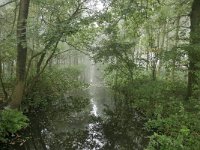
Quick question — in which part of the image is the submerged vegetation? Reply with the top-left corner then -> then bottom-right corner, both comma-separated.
1,0 -> 200,149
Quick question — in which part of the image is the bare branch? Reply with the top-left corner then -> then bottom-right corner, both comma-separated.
65,42 -> 91,57
0,0 -> 16,8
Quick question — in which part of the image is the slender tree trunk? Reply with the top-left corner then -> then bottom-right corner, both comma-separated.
0,58 -> 8,101
9,0 -> 30,109
152,56 -> 157,81
157,23 -> 166,77
172,16 -> 180,81
187,0 -> 200,99
10,60 -> 14,77
165,30 -> 170,80
146,51 -> 149,71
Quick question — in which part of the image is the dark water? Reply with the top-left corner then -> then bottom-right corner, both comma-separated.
5,64 -> 148,150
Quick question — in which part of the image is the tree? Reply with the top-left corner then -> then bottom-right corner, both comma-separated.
187,0 -> 200,99
9,0 -> 30,109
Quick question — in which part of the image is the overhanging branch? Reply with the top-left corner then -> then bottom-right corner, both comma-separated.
0,0 -> 16,8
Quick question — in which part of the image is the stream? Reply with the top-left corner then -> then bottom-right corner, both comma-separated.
8,63 -> 148,150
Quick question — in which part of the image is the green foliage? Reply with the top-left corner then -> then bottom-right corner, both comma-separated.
144,99 -> 200,149
25,66 -> 88,109
145,103 -> 190,149
105,67 -> 200,149
0,0 -> 198,149
146,133 -> 186,150
0,109 -> 29,142
146,116 -> 198,150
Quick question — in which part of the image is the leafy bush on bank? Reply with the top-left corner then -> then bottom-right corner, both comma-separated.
0,109 -> 29,143
24,66 -> 88,109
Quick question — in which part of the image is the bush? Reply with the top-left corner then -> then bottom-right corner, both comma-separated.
145,101 -> 200,150
105,68 -> 200,149
0,109 -> 29,142
24,66 -> 88,109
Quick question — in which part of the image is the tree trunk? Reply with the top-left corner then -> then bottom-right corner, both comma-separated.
9,0 -> 30,109
187,0 -> 200,99
157,22 -> 167,77
172,16 -> 180,81
0,58 -> 8,101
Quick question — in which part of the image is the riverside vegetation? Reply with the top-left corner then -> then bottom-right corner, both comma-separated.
1,0 -> 200,149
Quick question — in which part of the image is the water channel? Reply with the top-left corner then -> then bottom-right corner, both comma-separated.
8,63 -> 148,150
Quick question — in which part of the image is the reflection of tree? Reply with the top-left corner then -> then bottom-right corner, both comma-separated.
103,107 -> 148,149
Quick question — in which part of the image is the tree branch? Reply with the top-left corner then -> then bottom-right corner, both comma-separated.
0,0 -> 16,8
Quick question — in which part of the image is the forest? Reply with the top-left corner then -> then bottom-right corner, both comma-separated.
0,0 -> 200,149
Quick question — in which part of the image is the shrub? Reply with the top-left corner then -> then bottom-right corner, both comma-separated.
24,66 -> 88,109
0,109 -> 29,142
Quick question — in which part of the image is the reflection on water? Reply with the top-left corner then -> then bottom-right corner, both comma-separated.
90,98 -> 98,117
83,66 -> 107,149
6,63 -> 148,150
